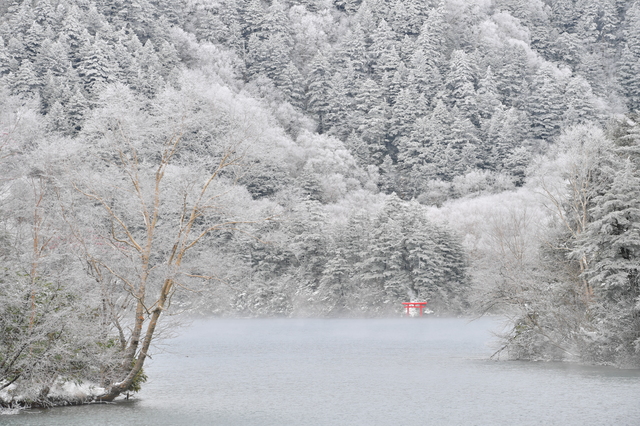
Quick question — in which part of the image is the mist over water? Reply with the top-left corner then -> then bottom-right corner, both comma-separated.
5,318 -> 640,426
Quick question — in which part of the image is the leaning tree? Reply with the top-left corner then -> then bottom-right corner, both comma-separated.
70,78 -> 271,401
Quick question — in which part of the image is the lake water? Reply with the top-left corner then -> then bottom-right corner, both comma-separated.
3,317 -> 640,425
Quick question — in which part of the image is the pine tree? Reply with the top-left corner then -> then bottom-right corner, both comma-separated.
448,107 -> 481,172
527,63 -> 565,140
476,66 -> 502,121
579,161 -> 640,365
318,247 -> 352,314
408,47 -> 443,102
61,6 -> 88,58
485,106 -> 530,172
550,0 -> 578,31
415,8 -> 447,73
577,51 -> 608,96
388,0 -> 419,36
400,100 -> 455,184
134,40 -> 165,97
325,67 -> 354,137
445,50 -> 479,124
23,21 -> 45,61
563,75 -> 598,127
215,0 -> 244,51
362,196 -> 405,302
335,23 -> 367,74
388,87 -> 418,143
66,86 -> 89,134
9,60 -> 40,95
334,0 -> 361,14
246,32 -> 292,81
495,43 -> 528,107
77,37 -> 115,95
625,1 -> 640,56
288,200 -> 329,292
241,0 -> 267,39
46,100 -> 69,133
619,45 -> 640,111
598,0 -> 620,45
368,19 -> 398,78
574,0 -> 600,44
33,0 -> 56,26
619,3 -> 640,111
0,37 -> 9,75
280,61 -> 305,108
355,78 -> 387,163
6,37 -> 26,67
386,61 -> 409,104
306,51 -> 333,133
34,39 -> 71,77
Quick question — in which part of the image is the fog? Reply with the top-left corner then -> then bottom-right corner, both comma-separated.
6,318 -> 639,425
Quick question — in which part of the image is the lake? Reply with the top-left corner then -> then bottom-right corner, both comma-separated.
3,317 -> 640,425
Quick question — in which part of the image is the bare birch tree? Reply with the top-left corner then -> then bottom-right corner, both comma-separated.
68,83 -> 265,401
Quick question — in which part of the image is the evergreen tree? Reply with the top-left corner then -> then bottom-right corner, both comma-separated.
577,51 -> 609,96
415,8 -> 447,73
574,0 -> 600,44
445,50 -> 479,124
215,0 -> 244,51
579,161 -> 640,365
288,199 -> 329,292
355,78 -> 387,163
318,246 -> 352,314
134,40 -> 165,97
527,64 -> 565,140
334,23 -> 367,74
388,87 -> 419,143
485,106 -> 530,172
386,61 -> 409,104
46,100 -> 69,133
9,60 -> 40,95
241,0 -> 267,39
35,39 -> 71,78
23,21 -> 45,61
306,51 -> 333,133
550,0 -> 578,31
334,0 -> 361,14
563,75 -> 598,127
61,5 -> 88,58
495,43 -> 529,107
476,66 -> 502,121
619,3 -> 640,112
408,47 -> 443,102
325,67 -> 355,137
246,32 -> 292,81
368,19 -> 398,79
77,37 -> 115,94
448,107 -> 481,172
598,0 -> 620,45
388,0 -> 419,36
6,37 -> 26,67
280,61 -> 305,108
66,85 -> 89,134
0,37 -> 10,75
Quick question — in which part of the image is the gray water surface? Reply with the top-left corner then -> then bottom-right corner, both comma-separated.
4,318 -> 640,425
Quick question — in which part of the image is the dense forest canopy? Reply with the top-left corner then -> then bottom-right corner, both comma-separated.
1,0 -> 640,408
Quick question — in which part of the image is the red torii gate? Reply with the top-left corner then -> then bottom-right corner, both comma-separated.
402,302 -> 428,317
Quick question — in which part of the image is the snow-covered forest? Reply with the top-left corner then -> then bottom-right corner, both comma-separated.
1,0 -> 640,408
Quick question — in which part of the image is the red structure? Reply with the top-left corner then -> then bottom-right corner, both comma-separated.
402,302 -> 428,317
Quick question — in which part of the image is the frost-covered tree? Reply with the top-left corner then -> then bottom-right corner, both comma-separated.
527,64 -> 565,140
578,161 -> 640,365
65,77 -> 272,401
